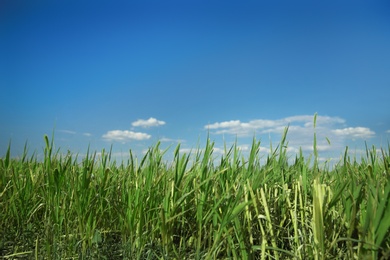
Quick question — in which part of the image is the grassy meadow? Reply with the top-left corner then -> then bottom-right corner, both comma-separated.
1,126 -> 390,259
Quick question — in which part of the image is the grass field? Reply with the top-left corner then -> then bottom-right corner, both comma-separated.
1,124 -> 390,259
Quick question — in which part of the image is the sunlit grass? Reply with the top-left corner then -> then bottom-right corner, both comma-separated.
1,123 -> 390,259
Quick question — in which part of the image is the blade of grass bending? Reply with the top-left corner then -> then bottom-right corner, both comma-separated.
227,201 -> 250,224
265,246 -> 299,258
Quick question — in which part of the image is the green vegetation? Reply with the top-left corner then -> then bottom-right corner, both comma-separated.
1,126 -> 390,259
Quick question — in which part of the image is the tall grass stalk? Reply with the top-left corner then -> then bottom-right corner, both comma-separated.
1,125 -> 389,259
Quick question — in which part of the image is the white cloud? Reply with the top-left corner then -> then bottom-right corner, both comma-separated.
132,117 -> 166,128
386,130 -> 390,134
83,133 -> 92,137
332,127 -> 375,139
102,130 -> 151,141
101,117 -> 164,143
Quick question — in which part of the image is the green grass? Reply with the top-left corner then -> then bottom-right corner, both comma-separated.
1,127 -> 390,259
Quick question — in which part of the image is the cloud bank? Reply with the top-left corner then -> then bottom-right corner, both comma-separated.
204,115 -> 376,154
205,115 -> 347,136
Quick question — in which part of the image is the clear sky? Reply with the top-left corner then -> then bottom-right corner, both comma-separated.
1,0 -> 390,164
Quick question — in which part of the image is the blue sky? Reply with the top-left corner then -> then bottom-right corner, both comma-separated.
1,0 -> 390,164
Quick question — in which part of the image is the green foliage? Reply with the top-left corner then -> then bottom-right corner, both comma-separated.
0,131 -> 389,259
